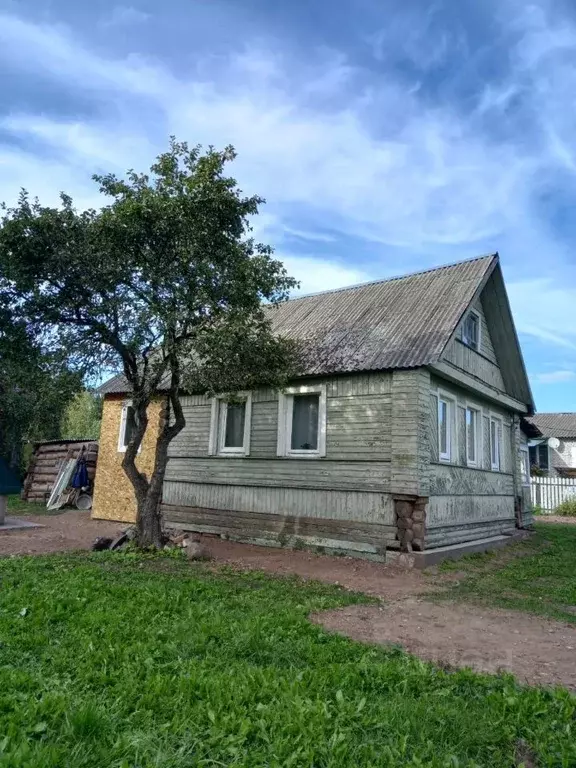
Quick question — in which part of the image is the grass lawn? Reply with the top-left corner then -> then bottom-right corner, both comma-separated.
0,552 -> 574,767
441,523 -> 576,624
6,495 -> 63,516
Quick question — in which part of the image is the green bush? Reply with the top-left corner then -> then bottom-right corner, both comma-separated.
554,497 -> 576,517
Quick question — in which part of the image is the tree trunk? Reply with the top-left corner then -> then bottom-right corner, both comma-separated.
124,386 -> 185,549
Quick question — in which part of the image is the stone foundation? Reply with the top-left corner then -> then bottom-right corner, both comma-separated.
394,497 -> 428,552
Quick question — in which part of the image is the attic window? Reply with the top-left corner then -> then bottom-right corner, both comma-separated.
462,310 -> 480,351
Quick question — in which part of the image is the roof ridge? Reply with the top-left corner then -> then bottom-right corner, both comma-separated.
285,252 -> 498,302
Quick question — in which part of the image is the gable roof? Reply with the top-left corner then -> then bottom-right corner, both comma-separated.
268,253 -> 497,374
99,253 -> 533,410
525,413 -> 576,439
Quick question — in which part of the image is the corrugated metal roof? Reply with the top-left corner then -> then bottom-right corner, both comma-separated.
525,413 -> 576,438
99,253 -> 497,394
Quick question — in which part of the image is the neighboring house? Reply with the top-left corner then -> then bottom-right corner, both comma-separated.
524,413 -> 576,477
92,253 -> 535,564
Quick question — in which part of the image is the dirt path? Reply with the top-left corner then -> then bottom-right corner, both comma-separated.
313,599 -> 576,690
0,510 -> 123,556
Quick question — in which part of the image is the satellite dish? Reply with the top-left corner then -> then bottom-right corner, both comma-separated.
548,437 -> 560,450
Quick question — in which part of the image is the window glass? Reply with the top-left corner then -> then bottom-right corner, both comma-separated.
466,408 -> 477,463
291,394 -> 319,450
490,419 -> 500,469
521,449 -> 530,483
439,399 -> 449,458
122,405 -> 136,448
463,312 -> 479,350
538,443 -> 549,471
224,402 -> 246,448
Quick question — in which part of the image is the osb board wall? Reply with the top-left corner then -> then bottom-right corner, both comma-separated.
91,395 -> 164,523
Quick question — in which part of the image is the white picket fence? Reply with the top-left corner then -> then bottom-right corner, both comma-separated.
530,476 -> 576,512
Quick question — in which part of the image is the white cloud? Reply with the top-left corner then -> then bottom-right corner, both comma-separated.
279,255 -> 373,295
283,227 -> 336,244
103,6 -> 151,27
508,279 -> 576,351
0,3 -> 576,364
533,370 -> 576,384
0,11 -> 533,251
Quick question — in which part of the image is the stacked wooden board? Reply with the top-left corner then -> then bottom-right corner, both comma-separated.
21,440 -> 98,504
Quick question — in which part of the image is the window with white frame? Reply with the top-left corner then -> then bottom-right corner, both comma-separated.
118,401 -> 137,452
466,406 -> 480,466
277,385 -> 327,457
438,396 -> 453,462
209,394 -> 252,456
520,446 -> 530,484
462,310 -> 480,351
490,415 -> 502,471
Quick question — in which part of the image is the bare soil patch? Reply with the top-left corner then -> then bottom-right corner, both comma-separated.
313,599 -> 576,690
199,536 -> 428,600
537,515 -> 576,525
0,510 -> 123,556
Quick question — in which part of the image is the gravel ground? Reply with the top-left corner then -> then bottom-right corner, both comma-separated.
0,510 -> 123,556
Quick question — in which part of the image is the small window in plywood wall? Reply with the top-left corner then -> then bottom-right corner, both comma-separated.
118,402 -> 137,453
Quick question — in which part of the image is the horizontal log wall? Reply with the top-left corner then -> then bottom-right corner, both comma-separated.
162,503 -> 395,558
23,442 -> 98,502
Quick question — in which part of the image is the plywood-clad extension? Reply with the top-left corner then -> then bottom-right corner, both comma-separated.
91,395 -> 164,522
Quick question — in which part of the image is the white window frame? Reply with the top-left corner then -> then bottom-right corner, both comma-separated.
277,384 -> 327,458
462,309 -> 481,351
465,403 -> 481,467
438,391 -> 455,463
520,446 -> 530,485
117,400 -> 140,453
490,414 -> 503,471
208,393 -> 252,457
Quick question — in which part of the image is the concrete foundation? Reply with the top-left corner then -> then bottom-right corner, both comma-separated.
386,531 -> 530,569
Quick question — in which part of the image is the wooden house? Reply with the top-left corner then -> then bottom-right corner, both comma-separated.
524,413 -> 576,478
93,253 -> 535,565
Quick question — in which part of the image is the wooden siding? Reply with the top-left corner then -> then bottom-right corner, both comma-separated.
474,297 -> 498,363
427,495 -> 515,530
163,482 -> 394,523
442,293 -> 507,393
92,395 -> 164,523
430,375 -> 513,475
427,375 -> 517,547
429,464 -> 514,496
165,458 -> 391,494
162,372 -> 397,551
168,373 -> 394,463
390,368 -> 430,497
442,339 -> 505,392
163,503 -> 395,557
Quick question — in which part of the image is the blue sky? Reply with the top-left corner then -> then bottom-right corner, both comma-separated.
1,0 -> 575,411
